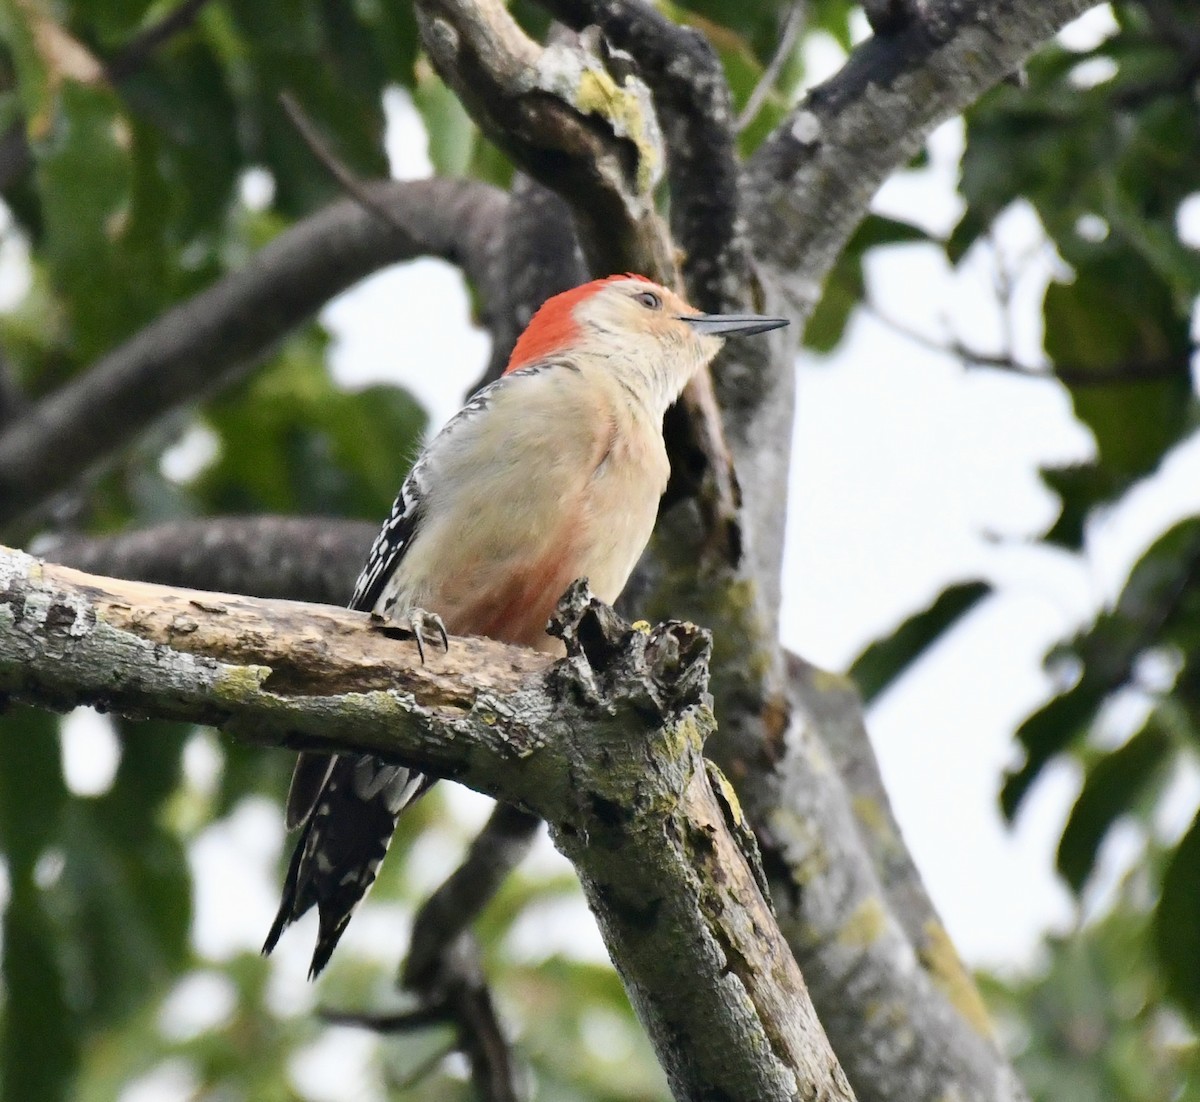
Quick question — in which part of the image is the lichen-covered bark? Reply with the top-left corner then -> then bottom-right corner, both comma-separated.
0,547 -> 855,1102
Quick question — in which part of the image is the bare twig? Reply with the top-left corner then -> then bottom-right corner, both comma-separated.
864,297 -> 1191,387
737,1 -> 808,133
389,1042 -> 459,1094
104,0 -> 215,82
320,1005 -> 448,1032
403,803 -> 541,989
278,90 -> 416,236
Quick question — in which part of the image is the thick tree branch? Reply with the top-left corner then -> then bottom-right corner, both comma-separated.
413,0 -> 674,280
787,655 -> 963,978
0,548 -> 855,1102
538,0 -> 750,315
745,0 -> 1097,327
778,659 -> 1011,1102
41,516 -> 982,1007
40,512 -> 1022,1100
40,517 -> 377,604
0,179 -> 507,530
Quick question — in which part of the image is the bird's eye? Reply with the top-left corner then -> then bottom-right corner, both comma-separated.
633,290 -> 662,310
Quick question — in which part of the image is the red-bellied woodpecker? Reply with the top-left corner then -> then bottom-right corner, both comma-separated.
263,273 -> 787,976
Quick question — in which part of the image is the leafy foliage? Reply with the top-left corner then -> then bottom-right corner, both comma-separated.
981,865 -> 1200,1102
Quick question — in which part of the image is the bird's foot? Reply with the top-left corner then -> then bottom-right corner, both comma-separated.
404,607 -> 449,664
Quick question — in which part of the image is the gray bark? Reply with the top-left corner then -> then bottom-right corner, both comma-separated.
0,546 -> 854,1102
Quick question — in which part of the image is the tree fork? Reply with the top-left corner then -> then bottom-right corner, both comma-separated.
0,547 -> 854,1102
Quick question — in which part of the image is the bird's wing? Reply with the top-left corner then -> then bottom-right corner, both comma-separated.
269,365 -> 560,976
346,366 -> 549,613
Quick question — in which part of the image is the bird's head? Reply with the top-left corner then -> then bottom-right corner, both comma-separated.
506,275 -> 788,414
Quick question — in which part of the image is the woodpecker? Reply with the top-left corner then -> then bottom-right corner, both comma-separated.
263,274 -> 787,976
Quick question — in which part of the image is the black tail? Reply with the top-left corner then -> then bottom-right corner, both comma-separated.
263,753 -> 433,978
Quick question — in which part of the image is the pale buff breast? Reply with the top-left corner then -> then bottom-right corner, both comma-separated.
384,366 -> 669,653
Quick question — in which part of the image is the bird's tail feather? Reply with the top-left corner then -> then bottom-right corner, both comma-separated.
262,753 -> 433,977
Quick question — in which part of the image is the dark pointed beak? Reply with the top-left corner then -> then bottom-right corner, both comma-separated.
678,313 -> 789,337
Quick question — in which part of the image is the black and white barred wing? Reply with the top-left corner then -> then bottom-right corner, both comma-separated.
265,371 -> 543,978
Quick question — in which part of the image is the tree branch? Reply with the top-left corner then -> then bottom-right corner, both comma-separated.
39,516 -> 377,604
38,512 -> 1023,1099
745,0 -> 1096,326
0,179 -> 508,530
863,297 -> 1193,386
537,0 -> 750,315
403,803 -> 541,990
413,0 -> 675,281
738,1 -> 808,132
781,656 -> 1007,1102
724,0 -> 1097,552
0,548 -> 855,1102
740,667 -> 1027,1102
390,802 -> 540,1102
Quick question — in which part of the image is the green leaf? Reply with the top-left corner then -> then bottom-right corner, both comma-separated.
1003,680 -> 1106,820
1041,254 -> 1192,542
1,881 -> 79,1102
1156,808 -> 1200,1023
849,582 -> 991,705
412,61 -> 476,178
34,82 -> 136,358
1056,719 -> 1174,892
1006,518 -> 1200,818
0,708 -> 67,872
198,332 -> 426,518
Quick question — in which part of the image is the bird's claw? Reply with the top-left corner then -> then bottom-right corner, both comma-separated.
406,607 -> 449,664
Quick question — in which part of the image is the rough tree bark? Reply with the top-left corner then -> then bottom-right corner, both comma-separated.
0,546 -> 855,1102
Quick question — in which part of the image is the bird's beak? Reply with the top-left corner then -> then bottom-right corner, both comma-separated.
678,313 -> 789,337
